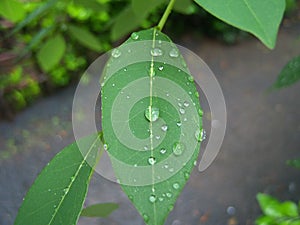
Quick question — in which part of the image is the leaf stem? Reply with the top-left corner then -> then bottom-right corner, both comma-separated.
157,0 -> 176,31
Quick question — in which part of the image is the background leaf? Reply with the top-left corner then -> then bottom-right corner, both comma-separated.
81,203 -> 119,218
0,0 -> 25,22
287,159 -> 300,169
68,25 -> 103,52
14,133 -> 101,225
102,28 -> 203,225
272,55 -> 300,89
193,0 -> 285,49
37,34 -> 66,72
131,0 -> 166,18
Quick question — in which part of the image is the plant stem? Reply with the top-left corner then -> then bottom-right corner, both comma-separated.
157,0 -> 176,31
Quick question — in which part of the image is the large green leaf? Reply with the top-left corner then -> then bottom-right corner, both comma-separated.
0,0 -> 25,22
81,203 -> 119,218
272,55 -> 300,89
193,0 -> 285,49
68,25 -> 102,52
14,133 -> 101,225
102,28 -> 203,225
37,34 -> 66,72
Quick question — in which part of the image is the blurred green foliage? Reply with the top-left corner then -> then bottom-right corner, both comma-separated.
0,0 -> 298,117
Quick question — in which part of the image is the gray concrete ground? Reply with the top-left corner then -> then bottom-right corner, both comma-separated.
0,24 -> 300,225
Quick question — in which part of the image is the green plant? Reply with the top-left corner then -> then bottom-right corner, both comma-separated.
11,0 -> 291,225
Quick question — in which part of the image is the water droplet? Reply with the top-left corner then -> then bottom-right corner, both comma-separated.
169,168 -> 174,172
198,109 -> 203,116
188,91 -> 192,95
178,102 -> 182,107
227,206 -> 236,216
173,183 -> 180,189
123,68 -> 127,72
179,108 -> 185,114
48,189 -> 51,192
183,101 -> 189,107
148,157 -> 156,165
151,48 -> 163,56
188,76 -> 194,82
145,106 -> 159,122
112,83 -> 115,87
143,214 -> 149,222
160,148 -> 167,154
144,146 -> 149,150
155,135 -> 160,140
161,124 -> 168,132
195,129 -> 206,142
166,93 -> 170,97
103,144 -> 108,150
158,65 -> 164,71
164,164 -> 169,169
111,48 -> 121,58
166,192 -> 172,198
184,172 -> 189,180
53,205 -> 57,208
169,48 -> 179,58
195,91 -> 199,98
176,122 -> 182,127
173,142 -> 184,156
129,195 -> 133,200
193,160 -> 197,166
131,32 -> 139,40
63,188 -> 68,194
134,164 -> 137,167
126,95 -> 130,99
149,194 -> 157,203
159,197 -> 164,202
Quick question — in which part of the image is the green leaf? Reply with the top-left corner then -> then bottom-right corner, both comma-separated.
131,0 -> 166,18
279,201 -> 299,217
0,0 -> 25,22
287,159 -> 300,169
257,193 -> 283,218
81,203 -> 119,217
68,25 -> 102,52
37,34 -> 66,72
272,55 -> 300,89
173,0 -> 197,15
255,215 -> 274,225
102,28 -> 203,225
14,133 -> 101,225
193,0 -> 285,49
9,0 -> 58,36
19,26 -> 54,59
111,6 -> 144,41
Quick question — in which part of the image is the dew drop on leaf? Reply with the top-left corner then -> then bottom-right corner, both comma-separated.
158,65 -> 164,71
151,48 -> 163,56
161,124 -> 168,132
188,75 -> 194,82
143,213 -> 149,222
173,183 -> 180,190
103,144 -> 108,150
179,108 -> 185,115
169,48 -> 179,58
183,101 -> 189,107
145,106 -> 159,122
166,192 -> 172,198
160,148 -> 167,154
111,48 -> 121,58
131,32 -> 139,40
148,157 -> 156,165
176,122 -> 182,127
149,194 -> 157,203
173,142 -> 184,156
198,108 -> 203,117
184,172 -> 189,180
195,129 -> 206,142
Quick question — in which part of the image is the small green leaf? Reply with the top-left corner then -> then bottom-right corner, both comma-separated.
81,203 -> 119,217
193,0 -> 285,49
257,193 -> 283,218
272,55 -> 300,89
19,26 -> 53,59
9,0 -> 58,36
131,0 -> 166,18
37,34 -> 66,72
287,159 -> 300,169
279,201 -> 299,217
173,0 -> 197,15
255,215 -> 274,225
0,0 -> 25,22
14,133 -> 101,225
68,25 -> 102,52
102,28 -> 203,225
111,7 -> 144,41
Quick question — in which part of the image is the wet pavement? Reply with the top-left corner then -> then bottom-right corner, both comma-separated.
1,24 -> 300,225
